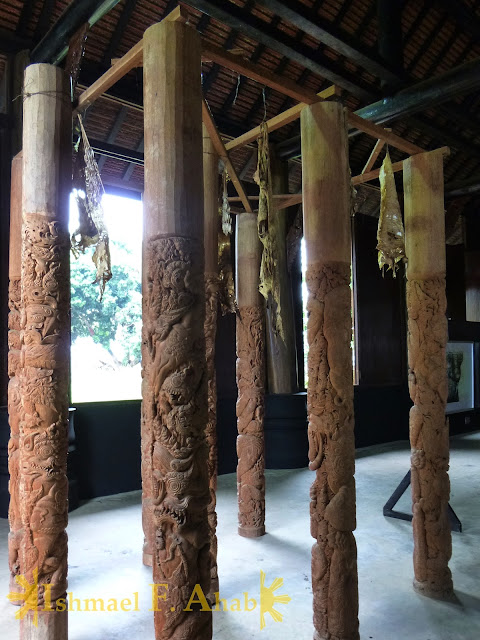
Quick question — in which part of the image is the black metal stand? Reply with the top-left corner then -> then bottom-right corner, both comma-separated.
383,470 -> 462,533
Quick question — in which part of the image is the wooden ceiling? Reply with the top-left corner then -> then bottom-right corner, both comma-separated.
1,0 -> 480,217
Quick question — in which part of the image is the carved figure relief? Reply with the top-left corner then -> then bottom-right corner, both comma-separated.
204,273 -> 219,595
407,276 -> 453,597
143,235 -> 211,639
236,305 -> 266,537
8,277 -> 23,597
19,213 -> 70,607
306,261 -> 359,640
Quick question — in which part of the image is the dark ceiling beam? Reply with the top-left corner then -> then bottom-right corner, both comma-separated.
16,0 -> 36,38
254,0 -> 399,84
34,0 -> 56,42
434,0 -> 480,42
356,56 -> 480,124
31,0 -> 121,64
182,0 -> 375,100
0,28 -> 31,54
376,0 -> 404,88
102,0 -> 138,66
445,177 -> 480,199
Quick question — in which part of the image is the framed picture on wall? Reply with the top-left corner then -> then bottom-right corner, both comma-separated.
446,341 -> 475,414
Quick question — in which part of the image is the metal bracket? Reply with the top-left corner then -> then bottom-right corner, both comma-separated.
383,470 -> 462,533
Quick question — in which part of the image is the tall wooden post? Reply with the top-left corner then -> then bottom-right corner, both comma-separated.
235,212 -> 266,538
265,151 -> 297,393
203,124 -> 219,597
8,152 -> 23,602
301,101 -> 359,640
143,21 -> 211,639
19,63 -> 71,639
404,148 -> 454,599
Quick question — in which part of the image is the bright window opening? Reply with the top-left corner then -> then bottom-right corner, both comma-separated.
70,193 -> 143,403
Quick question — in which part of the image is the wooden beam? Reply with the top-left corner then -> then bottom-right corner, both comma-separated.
362,136 -> 387,174
353,146 -> 448,185
202,42 -> 326,104
353,159 -> 404,185
225,85 -> 338,151
202,100 -> 252,212
348,112 -> 423,155
73,6 -> 187,116
228,193 -> 302,209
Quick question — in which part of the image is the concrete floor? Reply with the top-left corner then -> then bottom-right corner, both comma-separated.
1,431 -> 479,639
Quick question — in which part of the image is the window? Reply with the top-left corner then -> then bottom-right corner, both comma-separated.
70,193 -> 143,402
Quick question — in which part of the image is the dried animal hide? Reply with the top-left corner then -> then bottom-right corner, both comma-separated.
306,260 -> 359,640
254,122 -> 283,338
72,115 -> 112,299
221,169 -> 233,236
218,231 -> 237,315
377,152 -> 406,276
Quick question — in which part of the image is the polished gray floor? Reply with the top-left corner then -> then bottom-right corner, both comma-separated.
1,431 -> 479,639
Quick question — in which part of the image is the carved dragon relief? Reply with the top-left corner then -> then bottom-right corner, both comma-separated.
144,235 -> 211,639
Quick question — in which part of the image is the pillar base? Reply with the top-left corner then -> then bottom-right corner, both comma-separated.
20,608 -> 67,640
313,632 -> 359,640
413,578 -> 454,601
238,525 -> 265,538
9,576 -> 23,605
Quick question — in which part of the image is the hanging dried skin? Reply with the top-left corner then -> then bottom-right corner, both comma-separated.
254,122 -> 284,338
377,152 -> 406,276
218,230 -> 236,315
71,115 -> 112,299
221,169 -> 233,236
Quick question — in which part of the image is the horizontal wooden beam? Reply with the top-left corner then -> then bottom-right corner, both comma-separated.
228,193 -> 302,209
202,42 -> 323,104
73,6 -> 187,116
348,112 -> 423,156
352,159 -> 404,185
202,100 -> 252,213
226,85 -> 338,151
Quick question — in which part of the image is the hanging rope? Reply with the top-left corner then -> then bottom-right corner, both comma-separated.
377,151 -> 406,277
71,114 -> 112,300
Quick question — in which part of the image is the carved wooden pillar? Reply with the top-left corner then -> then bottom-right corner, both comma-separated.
235,212 -> 266,538
203,124 -> 219,597
8,152 -> 23,602
19,63 -> 71,639
143,21 -> 211,639
301,101 -> 359,640
265,151 -> 297,393
404,148 -> 454,599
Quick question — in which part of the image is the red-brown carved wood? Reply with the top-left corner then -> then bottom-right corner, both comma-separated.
8,152 -> 23,602
19,63 -> 71,639
301,101 -> 359,640
404,149 -> 453,599
143,20 -> 212,639
235,212 -> 266,538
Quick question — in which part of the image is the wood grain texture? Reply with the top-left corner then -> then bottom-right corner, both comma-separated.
301,101 -> 359,640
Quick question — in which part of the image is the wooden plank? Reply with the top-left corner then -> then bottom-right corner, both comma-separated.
348,112 -> 423,156
73,7 -> 187,117
225,85 -> 338,151
202,42 -> 324,104
202,99 -> 252,213
74,39 -> 143,116
352,159 -> 404,185
362,137 -> 386,173
228,193 -> 302,209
